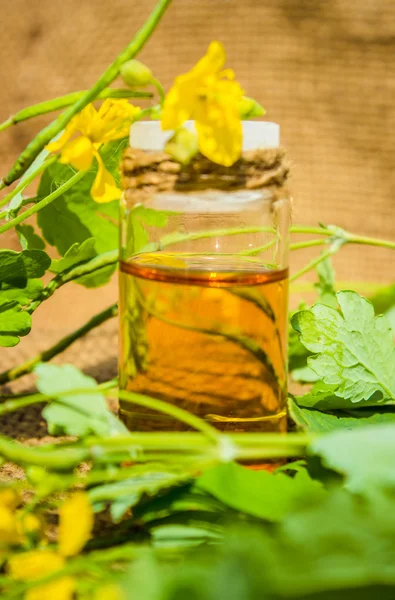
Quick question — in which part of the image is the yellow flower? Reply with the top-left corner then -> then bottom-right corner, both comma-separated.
9,550 -> 74,600
58,491 -> 94,557
95,583 -> 126,600
46,99 -> 140,203
0,504 -> 20,545
161,41 -> 244,167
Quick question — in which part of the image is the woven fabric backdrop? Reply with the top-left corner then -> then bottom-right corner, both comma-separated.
0,0 -> 394,376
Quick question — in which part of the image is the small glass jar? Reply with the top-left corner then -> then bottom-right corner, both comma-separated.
119,121 -> 291,434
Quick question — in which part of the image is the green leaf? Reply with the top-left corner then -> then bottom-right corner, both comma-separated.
197,462 -> 325,522
37,364 -> 128,437
50,238 -> 97,273
289,397 -> 395,433
0,301 -> 31,347
310,423 -> 395,495
314,257 -> 337,308
0,249 -> 50,287
88,470 -> 190,523
16,225 -> 46,250
127,205 -> 173,255
291,291 -> 395,405
0,279 -> 43,306
239,96 -> 266,118
36,139 -> 127,287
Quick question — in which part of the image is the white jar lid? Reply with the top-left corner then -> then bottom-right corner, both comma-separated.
129,120 -> 280,151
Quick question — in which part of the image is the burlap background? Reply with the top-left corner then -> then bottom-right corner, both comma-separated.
0,0 -> 394,384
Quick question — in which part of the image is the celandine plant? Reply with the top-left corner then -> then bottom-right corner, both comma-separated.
0,1 -> 394,598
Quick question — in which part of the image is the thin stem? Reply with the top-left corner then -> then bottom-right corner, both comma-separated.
345,232 -> 395,251
0,155 -> 57,210
0,89 -> 152,133
290,239 -> 327,251
141,226 -> 275,253
1,0 -> 172,187
0,168 -> 87,235
26,249 -> 118,315
110,389 -> 221,443
290,249 -> 334,282
290,226 -> 332,236
151,77 -> 165,104
0,304 -> 118,384
240,239 -> 277,256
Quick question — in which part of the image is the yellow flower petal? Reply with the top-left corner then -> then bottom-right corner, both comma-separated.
45,125 -> 76,154
9,550 -> 65,580
90,152 -> 121,204
0,488 -> 19,510
26,576 -> 75,600
95,99 -> 141,144
195,78 -> 243,167
95,583 -> 126,600
58,136 -> 94,171
58,491 -> 93,557
161,41 -> 226,131
0,505 -> 19,545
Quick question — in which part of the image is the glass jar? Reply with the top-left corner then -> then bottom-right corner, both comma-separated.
119,121 -> 291,434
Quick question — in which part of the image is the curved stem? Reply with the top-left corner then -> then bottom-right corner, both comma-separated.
344,232 -> 395,251
0,89 -> 152,133
0,155 -> 56,210
290,239 -> 327,251
151,77 -> 165,105
0,304 -> 118,384
1,0 -> 172,187
290,249 -> 334,282
0,168 -> 87,235
290,226 -> 332,236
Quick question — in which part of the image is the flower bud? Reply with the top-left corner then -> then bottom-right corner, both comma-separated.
120,60 -> 153,88
165,128 -> 199,165
239,96 -> 266,119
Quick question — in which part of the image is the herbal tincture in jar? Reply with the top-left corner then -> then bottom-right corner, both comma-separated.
119,121 -> 290,434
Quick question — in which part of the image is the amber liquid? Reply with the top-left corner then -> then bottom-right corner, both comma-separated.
119,254 -> 288,434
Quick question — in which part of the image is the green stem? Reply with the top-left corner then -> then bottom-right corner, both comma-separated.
0,155 -> 57,210
290,239 -> 327,251
240,239 -> 277,256
0,89 -> 152,133
0,304 -> 118,384
151,77 -> 166,104
1,0 -> 172,187
0,168 -> 87,235
344,232 -> 395,251
290,248 -> 334,282
111,389 -> 221,443
290,226 -> 332,236
141,226 -> 275,253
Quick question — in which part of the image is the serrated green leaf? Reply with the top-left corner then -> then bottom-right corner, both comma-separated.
310,423 -> 395,495
50,238 -> 97,273
314,257 -> 337,308
89,470 -> 189,523
0,301 -> 31,346
16,224 -> 46,250
197,462 -> 325,522
289,397 -> 395,433
37,364 -> 128,437
0,249 -> 50,288
291,291 -> 395,405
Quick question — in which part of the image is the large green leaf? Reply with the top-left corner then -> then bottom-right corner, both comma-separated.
0,301 -> 31,347
37,364 -> 128,437
289,397 -> 395,433
36,139 -> 127,287
50,238 -> 97,273
310,423 -> 395,495
197,462 -> 325,522
291,291 -> 395,405
15,224 -> 45,250
0,249 -> 50,288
